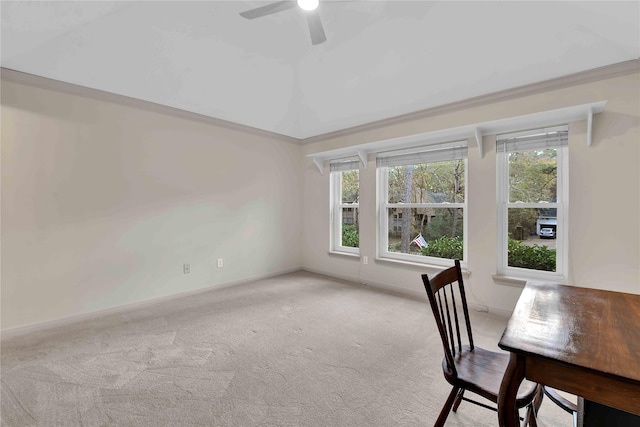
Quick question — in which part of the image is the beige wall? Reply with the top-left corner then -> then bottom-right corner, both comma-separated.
302,72 -> 640,314
2,70 -> 639,331
1,80 -> 302,331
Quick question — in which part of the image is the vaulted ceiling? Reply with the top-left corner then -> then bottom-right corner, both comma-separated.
2,1 -> 639,140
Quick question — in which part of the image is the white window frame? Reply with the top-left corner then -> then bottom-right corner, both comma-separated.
330,158 -> 360,255
496,125 -> 569,281
376,141 -> 468,267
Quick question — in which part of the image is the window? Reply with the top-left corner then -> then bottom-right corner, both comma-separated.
377,141 -> 467,265
330,158 -> 360,254
496,125 -> 568,280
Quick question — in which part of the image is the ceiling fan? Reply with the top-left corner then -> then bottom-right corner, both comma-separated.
239,0 -> 327,45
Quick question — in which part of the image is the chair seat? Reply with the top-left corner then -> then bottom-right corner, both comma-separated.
442,345 -> 539,408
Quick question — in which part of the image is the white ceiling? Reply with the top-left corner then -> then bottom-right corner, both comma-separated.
2,1 -> 639,140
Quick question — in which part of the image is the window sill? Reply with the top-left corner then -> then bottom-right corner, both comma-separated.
492,275 -> 527,288
376,256 -> 470,277
493,274 -> 566,288
328,250 -> 360,259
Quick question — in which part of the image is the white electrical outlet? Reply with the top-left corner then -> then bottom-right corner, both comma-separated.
363,256 -> 368,265
217,258 -> 224,268
183,263 -> 190,274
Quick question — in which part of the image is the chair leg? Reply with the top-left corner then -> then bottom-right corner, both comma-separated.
523,386 -> 544,427
435,387 -> 461,427
452,389 -> 465,412
524,405 -> 538,427
533,385 -> 544,414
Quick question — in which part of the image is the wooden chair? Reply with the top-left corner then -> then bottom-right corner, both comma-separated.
422,260 -> 542,426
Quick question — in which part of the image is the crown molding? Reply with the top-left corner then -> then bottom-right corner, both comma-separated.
301,59 -> 639,144
3,59 -> 637,145
0,67 -> 301,145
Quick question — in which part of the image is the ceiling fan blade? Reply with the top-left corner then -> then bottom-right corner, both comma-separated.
239,1 -> 297,19
306,11 -> 326,45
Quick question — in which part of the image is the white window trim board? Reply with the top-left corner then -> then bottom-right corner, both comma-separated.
377,157 -> 468,267
496,142 -> 568,282
308,101 -> 606,174
330,169 -> 360,255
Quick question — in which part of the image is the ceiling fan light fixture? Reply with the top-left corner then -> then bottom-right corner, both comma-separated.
297,0 -> 319,11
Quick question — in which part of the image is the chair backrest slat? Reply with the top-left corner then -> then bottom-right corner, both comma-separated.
422,260 -> 474,376
457,272 -> 474,351
448,284 -> 463,353
442,290 -> 456,357
436,292 -> 451,355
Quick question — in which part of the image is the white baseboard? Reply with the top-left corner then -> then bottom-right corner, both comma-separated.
2,267 -> 511,340
1,267 -> 301,340
302,267 -> 425,300
302,267 -> 512,318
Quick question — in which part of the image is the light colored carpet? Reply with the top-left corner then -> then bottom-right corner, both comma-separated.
1,271 -> 573,426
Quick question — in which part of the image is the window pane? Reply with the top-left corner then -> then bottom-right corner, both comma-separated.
508,149 -> 557,203
387,207 -> 463,259
341,207 -> 359,248
387,160 -> 465,203
341,170 -> 359,203
507,207 -> 556,272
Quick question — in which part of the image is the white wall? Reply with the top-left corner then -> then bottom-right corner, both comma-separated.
1,80 -> 302,331
302,72 -> 640,314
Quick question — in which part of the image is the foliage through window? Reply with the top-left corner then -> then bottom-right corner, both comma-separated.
330,159 -> 359,253
377,141 -> 467,264
497,126 -> 567,279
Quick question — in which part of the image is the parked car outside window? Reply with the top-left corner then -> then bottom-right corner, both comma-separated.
540,228 -> 556,239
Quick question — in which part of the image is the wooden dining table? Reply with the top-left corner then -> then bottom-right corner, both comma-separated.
497,281 -> 640,427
